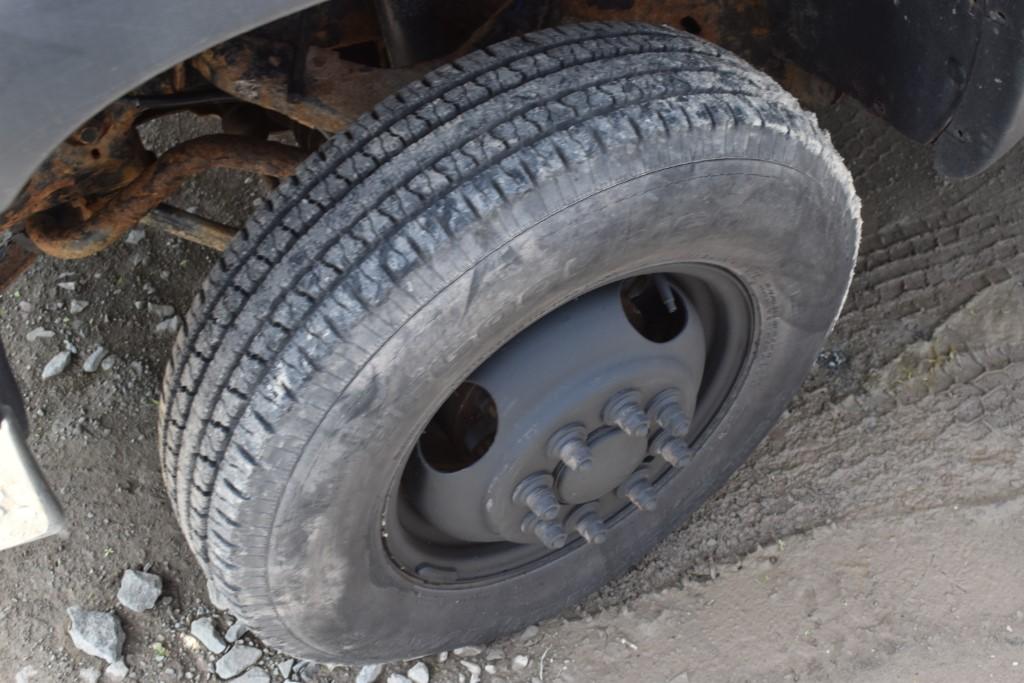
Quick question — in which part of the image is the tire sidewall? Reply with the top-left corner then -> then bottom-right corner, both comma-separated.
259,138 -> 856,660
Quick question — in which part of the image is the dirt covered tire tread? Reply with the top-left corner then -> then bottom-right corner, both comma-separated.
158,21 -> 856,656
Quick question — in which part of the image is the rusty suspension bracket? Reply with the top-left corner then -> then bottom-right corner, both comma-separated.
25,135 -> 307,260
191,36 -> 429,133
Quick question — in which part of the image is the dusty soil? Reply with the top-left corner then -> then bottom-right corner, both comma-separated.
1,97 -> 1022,683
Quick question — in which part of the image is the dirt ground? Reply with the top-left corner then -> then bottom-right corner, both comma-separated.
1,95 -> 1022,683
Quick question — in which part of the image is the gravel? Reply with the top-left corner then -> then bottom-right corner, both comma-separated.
116,569 -> 162,612
82,346 -> 107,373
511,655 -> 529,671
66,608 -> 124,664
69,299 -> 89,314
356,663 -> 384,683
104,660 -> 129,681
232,667 -> 270,683
189,616 -> 227,654
124,229 -> 146,245
147,303 -> 175,318
215,644 -> 262,679
453,646 -> 483,657
407,661 -> 430,683
387,675 -> 412,683
41,350 -> 71,379
224,619 -> 248,643
25,326 -> 54,341
154,316 -> 180,335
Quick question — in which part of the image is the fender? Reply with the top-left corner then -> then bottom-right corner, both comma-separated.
0,0 -> 322,214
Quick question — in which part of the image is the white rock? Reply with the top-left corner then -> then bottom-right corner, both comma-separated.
124,229 -> 146,245
459,661 -> 481,683
67,607 -> 125,664
57,281 -> 77,291
275,659 -> 295,679
518,625 -> 539,640
154,316 -> 180,335
453,646 -> 483,657
78,667 -> 101,683
215,644 -> 261,679
100,354 -> 118,371
69,299 -> 89,314
42,351 -> 72,379
83,347 -> 107,374
18,301 -> 33,312
511,655 -> 530,671
26,327 -> 55,341
147,303 -> 175,318
356,664 -> 385,683
407,662 -> 430,683
231,668 -> 270,683
225,619 -> 248,643
189,616 -> 227,654
116,569 -> 162,612
103,660 -> 129,682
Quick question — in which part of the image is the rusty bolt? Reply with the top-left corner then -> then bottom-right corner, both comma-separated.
648,389 -> 690,438
547,424 -> 593,472
574,513 -> 609,545
618,472 -> 658,512
513,474 -> 560,521
521,513 -> 569,550
602,390 -> 650,438
649,430 -> 694,468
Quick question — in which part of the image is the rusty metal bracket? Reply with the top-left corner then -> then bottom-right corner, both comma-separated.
26,135 -> 306,259
192,36 -> 428,132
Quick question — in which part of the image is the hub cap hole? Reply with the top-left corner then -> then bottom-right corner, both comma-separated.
419,382 -> 498,472
620,276 -> 686,343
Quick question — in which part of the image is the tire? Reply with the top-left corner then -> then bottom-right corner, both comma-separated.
159,21 -> 860,663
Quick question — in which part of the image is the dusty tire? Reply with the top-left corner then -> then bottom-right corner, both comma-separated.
160,22 -> 860,663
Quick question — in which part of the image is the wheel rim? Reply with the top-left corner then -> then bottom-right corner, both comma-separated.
384,264 -> 754,586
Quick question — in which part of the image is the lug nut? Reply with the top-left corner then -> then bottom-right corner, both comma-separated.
648,389 -> 690,438
547,425 -> 593,472
574,513 -> 609,545
534,520 -> 569,549
619,473 -> 658,512
650,430 -> 694,468
602,390 -> 650,438
513,474 -> 561,521
521,514 -> 569,549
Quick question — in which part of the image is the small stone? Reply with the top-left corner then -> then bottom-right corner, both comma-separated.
518,625 -> 539,640
511,655 -> 529,671
356,664 -> 385,683
69,299 -> 89,314
189,616 -> 227,654
215,645 -> 261,679
124,229 -> 146,245
387,676 -> 412,683
484,665 -> 496,675
104,660 -> 129,682
460,661 -> 481,683
437,652 -> 448,663
275,659 -> 295,679
232,668 -> 270,683
42,350 -> 72,379
64,340 -> 78,354
18,300 -> 33,312
79,667 -> 101,683
116,569 -> 162,612
154,316 -> 180,335
453,646 -> 483,657
57,281 -> 77,291
147,303 -> 175,318
407,662 -> 430,683
67,607 -> 125,664
26,327 -> 54,341
484,648 -> 504,661
225,619 -> 248,643
100,354 -> 118,371
83,347 -> 107,374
